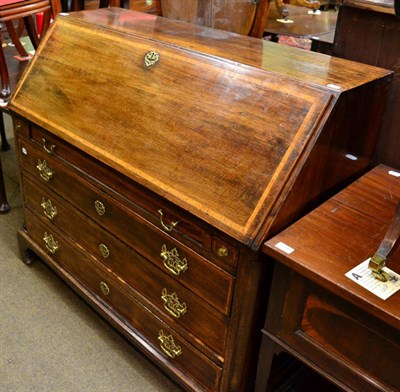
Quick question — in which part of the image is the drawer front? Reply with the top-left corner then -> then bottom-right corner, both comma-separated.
23,174 -> 229,357
17,135 -> 234,315
23,208 -> 222,391
269,266 -> 400,391
27,125 -> 215,253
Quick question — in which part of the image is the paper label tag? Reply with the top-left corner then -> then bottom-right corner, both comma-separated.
276,19 -> 294,23
345,259 -> 400,300
275,242 -> 294,254
327,83 -> 342,90
388,170 -> 400,178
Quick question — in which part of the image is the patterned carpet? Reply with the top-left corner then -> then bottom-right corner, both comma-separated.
277,35 -> 311,50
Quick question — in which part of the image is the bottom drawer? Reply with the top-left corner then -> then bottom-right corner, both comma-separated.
24,208 -> 222,392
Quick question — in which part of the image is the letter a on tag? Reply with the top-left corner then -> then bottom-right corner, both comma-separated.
352,273 -> 363,281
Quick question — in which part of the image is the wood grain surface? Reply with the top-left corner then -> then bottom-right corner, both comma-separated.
9,9 -> 392,249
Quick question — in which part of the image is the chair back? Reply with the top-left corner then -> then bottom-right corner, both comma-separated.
158,0 -> 271,37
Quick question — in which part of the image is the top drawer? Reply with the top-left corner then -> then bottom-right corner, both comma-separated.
18,123 -> 239,270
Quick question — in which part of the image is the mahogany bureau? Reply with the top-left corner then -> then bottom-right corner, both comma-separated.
8,8 -> 393,391
257,165 -> 400,391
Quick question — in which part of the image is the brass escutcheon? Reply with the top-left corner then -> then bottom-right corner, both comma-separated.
43,232 -> 59,254
160,244 -> 188,276
94,200 -> 105,216
158,330 -> 182,359
41,138 -> 56,154
36,159 -> 55,182
99,243 -> 110,259
144,50 -> 160,68
41,197 -> 58,220
100,281 -> 110,296
158,209 -> 179,232
217,246 -> 229,257
161,288 -> 187,318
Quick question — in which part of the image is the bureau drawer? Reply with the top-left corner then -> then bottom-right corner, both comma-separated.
23,208 -> 222,392
18,137 -> 234,315
23,174 -> 229,358
27,125 -> 219,255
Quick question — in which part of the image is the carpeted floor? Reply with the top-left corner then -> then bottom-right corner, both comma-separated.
0,115 -> 181,392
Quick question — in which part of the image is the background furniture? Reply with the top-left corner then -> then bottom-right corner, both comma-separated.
8,8 -> 392,391
263,4 -> 337,42
0,157 -> 10,213
0,0 -> 61,212
0,0 -> 61,105
256,164 -> 400,391
158,0 -> 271,37
330,0 -> 400,169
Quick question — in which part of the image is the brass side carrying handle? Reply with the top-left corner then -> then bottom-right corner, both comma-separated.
158,209 -> 179,232
369,202 -> 400,281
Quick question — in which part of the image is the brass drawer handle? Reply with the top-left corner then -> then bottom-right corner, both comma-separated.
158,209 -> 179,232
36,159 -> 55,182
43,232 -> 59,254
94,200 -> 106,216
161,288 -> 187,318
158,330 -> 182,359
145,0 -> 153,5
100,281 -> 110,296
41,197 -> 58,220
41,138 -> 56,154
161,244 -> 188,276
99,243 -> 110,259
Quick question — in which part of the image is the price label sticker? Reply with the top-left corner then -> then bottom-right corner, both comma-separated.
345,259 -> 400,300
275,242 -> 294,254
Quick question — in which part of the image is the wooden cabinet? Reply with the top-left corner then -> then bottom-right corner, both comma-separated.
9,8 -> 393,391
332,0 -> 400,169
257,165 -> 400,391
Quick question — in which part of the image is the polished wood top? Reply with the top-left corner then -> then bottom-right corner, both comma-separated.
264,5 -> 338,38
264,165 -> 400,329
343,0 -> 396,14
64,8 -> 390,90
9,9 -> 392,248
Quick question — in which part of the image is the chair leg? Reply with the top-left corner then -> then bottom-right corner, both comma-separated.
0,113 -> 10,151
0,38 -> 11,105
5,21 -> 30,58
0,157 -> 10,214
23,15 -> 40,49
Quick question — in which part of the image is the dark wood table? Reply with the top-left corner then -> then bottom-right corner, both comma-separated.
264,4 -> 338,41
256,164 -> 400,391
